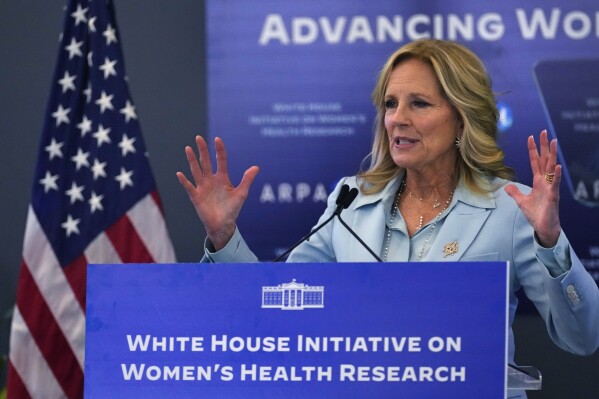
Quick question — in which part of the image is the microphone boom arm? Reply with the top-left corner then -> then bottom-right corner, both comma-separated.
272,184 -> 383,263
272,212 -> 336,262
336,214 -> 383,262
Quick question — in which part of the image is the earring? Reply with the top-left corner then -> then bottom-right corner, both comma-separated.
455,136 -> 461,149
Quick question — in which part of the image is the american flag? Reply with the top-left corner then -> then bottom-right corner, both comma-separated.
7,1 -> 176,397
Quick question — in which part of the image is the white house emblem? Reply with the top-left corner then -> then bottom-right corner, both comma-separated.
262,279 -> 324,310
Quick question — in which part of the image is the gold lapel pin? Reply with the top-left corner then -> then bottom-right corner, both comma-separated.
443,241 -> 459,257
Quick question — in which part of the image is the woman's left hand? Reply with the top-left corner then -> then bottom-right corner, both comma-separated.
505,130 -> 561,247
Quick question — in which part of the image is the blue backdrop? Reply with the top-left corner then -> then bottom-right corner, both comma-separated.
207,1 -> 599,281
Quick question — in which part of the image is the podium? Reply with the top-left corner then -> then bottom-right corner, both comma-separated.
84,262 -> 541,398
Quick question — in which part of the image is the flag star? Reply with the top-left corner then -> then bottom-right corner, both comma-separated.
88,16 -> 97,32
103,24 -> 118,45
92,124 -> 111,146
65,182 -> 85,204
51,104 -> 71,126
89,191 -> 104,213
118,134 -> 137,156
45,138 -> 64,160
95,91 -> 114,113
77,115 -> 93,136
39,171 -> 59,193
91,158 -> 107,180
61,214 -> 81,237
115,167 -> 134,190
119,100 -> 137,122
71,4 -> 88,26
70,4 -> 88,26
87,51 -> 93,67
71,148 -> 90,170
58,71 -> 76,93
99,57 -> 118,79
83,83 -> 92,103
64,37 -> 83,59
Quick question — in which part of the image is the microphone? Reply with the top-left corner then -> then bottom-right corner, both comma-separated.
334,184 -> 350,215
335,187 -> 383,262
272,184 -> 382,262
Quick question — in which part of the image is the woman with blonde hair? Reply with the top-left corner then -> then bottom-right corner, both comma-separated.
178,39 -> 599,398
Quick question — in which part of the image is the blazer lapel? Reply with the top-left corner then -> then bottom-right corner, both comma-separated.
425,202 -> 491,261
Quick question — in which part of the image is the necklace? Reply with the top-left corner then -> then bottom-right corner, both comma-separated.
408,190 -> 442,209
407,190 -> 442,230
383,180 -> 455,262
383,179 -> 406,261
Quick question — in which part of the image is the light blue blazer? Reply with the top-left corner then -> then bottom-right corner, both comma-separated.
204,174 -> 599,372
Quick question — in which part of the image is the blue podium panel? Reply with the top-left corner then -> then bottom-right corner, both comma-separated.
85,262 -> 508,398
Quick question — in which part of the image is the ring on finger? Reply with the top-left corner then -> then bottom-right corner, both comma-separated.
545,172 -> 555,183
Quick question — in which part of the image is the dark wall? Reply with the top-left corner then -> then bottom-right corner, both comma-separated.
0,1 -> 597,397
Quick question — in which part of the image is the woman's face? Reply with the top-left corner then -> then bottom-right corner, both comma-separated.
384,58 -> 462,176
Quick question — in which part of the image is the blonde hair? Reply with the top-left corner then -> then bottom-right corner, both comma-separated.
359,39 -> 514,194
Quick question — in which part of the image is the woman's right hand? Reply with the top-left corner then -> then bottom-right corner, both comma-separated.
176,136 -> 260,251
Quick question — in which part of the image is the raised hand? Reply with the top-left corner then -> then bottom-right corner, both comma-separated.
176,136 -> 260,250
504,130 -> 561,248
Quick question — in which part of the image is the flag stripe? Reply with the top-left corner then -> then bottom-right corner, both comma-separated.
151,189 -> 165,214
84,230 -> 123,264
128,192 -> 177,262
22,206 -> 86,367
8,309 -> 61,399
62,254 -> 88,309
7,360 -> 33,399
16,267 -> 83,398
105,214 -> 155,263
